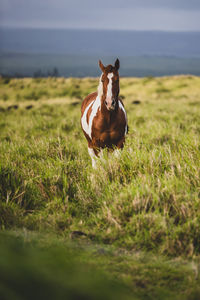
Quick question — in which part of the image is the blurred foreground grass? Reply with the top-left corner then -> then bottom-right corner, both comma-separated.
0,75 -> 200,299
1,230 -> 200,300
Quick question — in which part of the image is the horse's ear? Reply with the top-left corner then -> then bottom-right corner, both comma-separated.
99,60 -> 105,72
115,58 -> 120,70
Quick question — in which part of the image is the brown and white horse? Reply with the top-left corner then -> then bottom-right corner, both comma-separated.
81,59 -> 128,167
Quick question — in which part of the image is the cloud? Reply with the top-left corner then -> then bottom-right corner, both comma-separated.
0,0 -> 200,31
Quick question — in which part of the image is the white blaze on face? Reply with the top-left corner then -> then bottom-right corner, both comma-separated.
106,73 -> 113,101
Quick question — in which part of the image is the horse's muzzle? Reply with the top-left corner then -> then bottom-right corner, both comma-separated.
105,99 -> 116,111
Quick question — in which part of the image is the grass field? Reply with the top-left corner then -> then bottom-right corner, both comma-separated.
0,75 -> 200,299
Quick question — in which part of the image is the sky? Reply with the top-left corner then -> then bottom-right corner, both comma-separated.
1,0 -> 200,31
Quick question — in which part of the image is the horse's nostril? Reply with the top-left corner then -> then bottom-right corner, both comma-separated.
105,101 -> 108,106
112,100 -> 115,106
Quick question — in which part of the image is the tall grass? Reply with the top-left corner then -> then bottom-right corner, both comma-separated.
0,75 -> 200,299
0,75 -> 199,256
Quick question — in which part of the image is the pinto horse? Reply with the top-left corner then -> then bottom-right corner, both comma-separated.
81,59 -> 128,167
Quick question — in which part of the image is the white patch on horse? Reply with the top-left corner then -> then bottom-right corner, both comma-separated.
81,96 -> 101,140
88,96 -> 101,139
114,149 -> 121,158
98,74 -> 103,98
119,101 -> 128,135
106,73 -> 113,99
81,100 -> 94,138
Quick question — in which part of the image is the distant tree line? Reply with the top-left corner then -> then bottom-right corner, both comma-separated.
0,67 -> 59,78
33,67 -> 59,78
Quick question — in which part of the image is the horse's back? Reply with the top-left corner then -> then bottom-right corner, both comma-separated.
81,92 -> 97,116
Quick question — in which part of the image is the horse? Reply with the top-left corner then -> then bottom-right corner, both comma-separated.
81,58 -> 128,167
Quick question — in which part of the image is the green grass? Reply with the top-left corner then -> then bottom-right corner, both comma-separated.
0,230 -> 200,300
0,75 -> 200,299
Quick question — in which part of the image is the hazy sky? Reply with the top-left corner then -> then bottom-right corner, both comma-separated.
1,0 -> 200,31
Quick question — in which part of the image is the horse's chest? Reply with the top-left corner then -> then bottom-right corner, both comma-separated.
88,105 -> 127,148
100,131 -> 121,145
92,122 -> 124,147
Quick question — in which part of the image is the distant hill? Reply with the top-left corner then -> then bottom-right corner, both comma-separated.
0,28 -> 200,77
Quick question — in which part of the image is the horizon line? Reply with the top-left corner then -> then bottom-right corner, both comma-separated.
1,25 -> 200,34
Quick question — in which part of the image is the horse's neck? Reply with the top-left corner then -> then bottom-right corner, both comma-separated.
99,96 -> 119,122
100,103 -> 110,122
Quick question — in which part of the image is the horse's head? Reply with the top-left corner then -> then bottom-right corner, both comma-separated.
98,59 -> 120,111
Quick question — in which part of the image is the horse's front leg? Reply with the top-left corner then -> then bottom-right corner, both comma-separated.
88,147 -> 98,168
88,139 -> 101,168
112,137 -> 125,157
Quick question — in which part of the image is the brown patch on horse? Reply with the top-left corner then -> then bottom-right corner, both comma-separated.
81,92 -> 97,116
